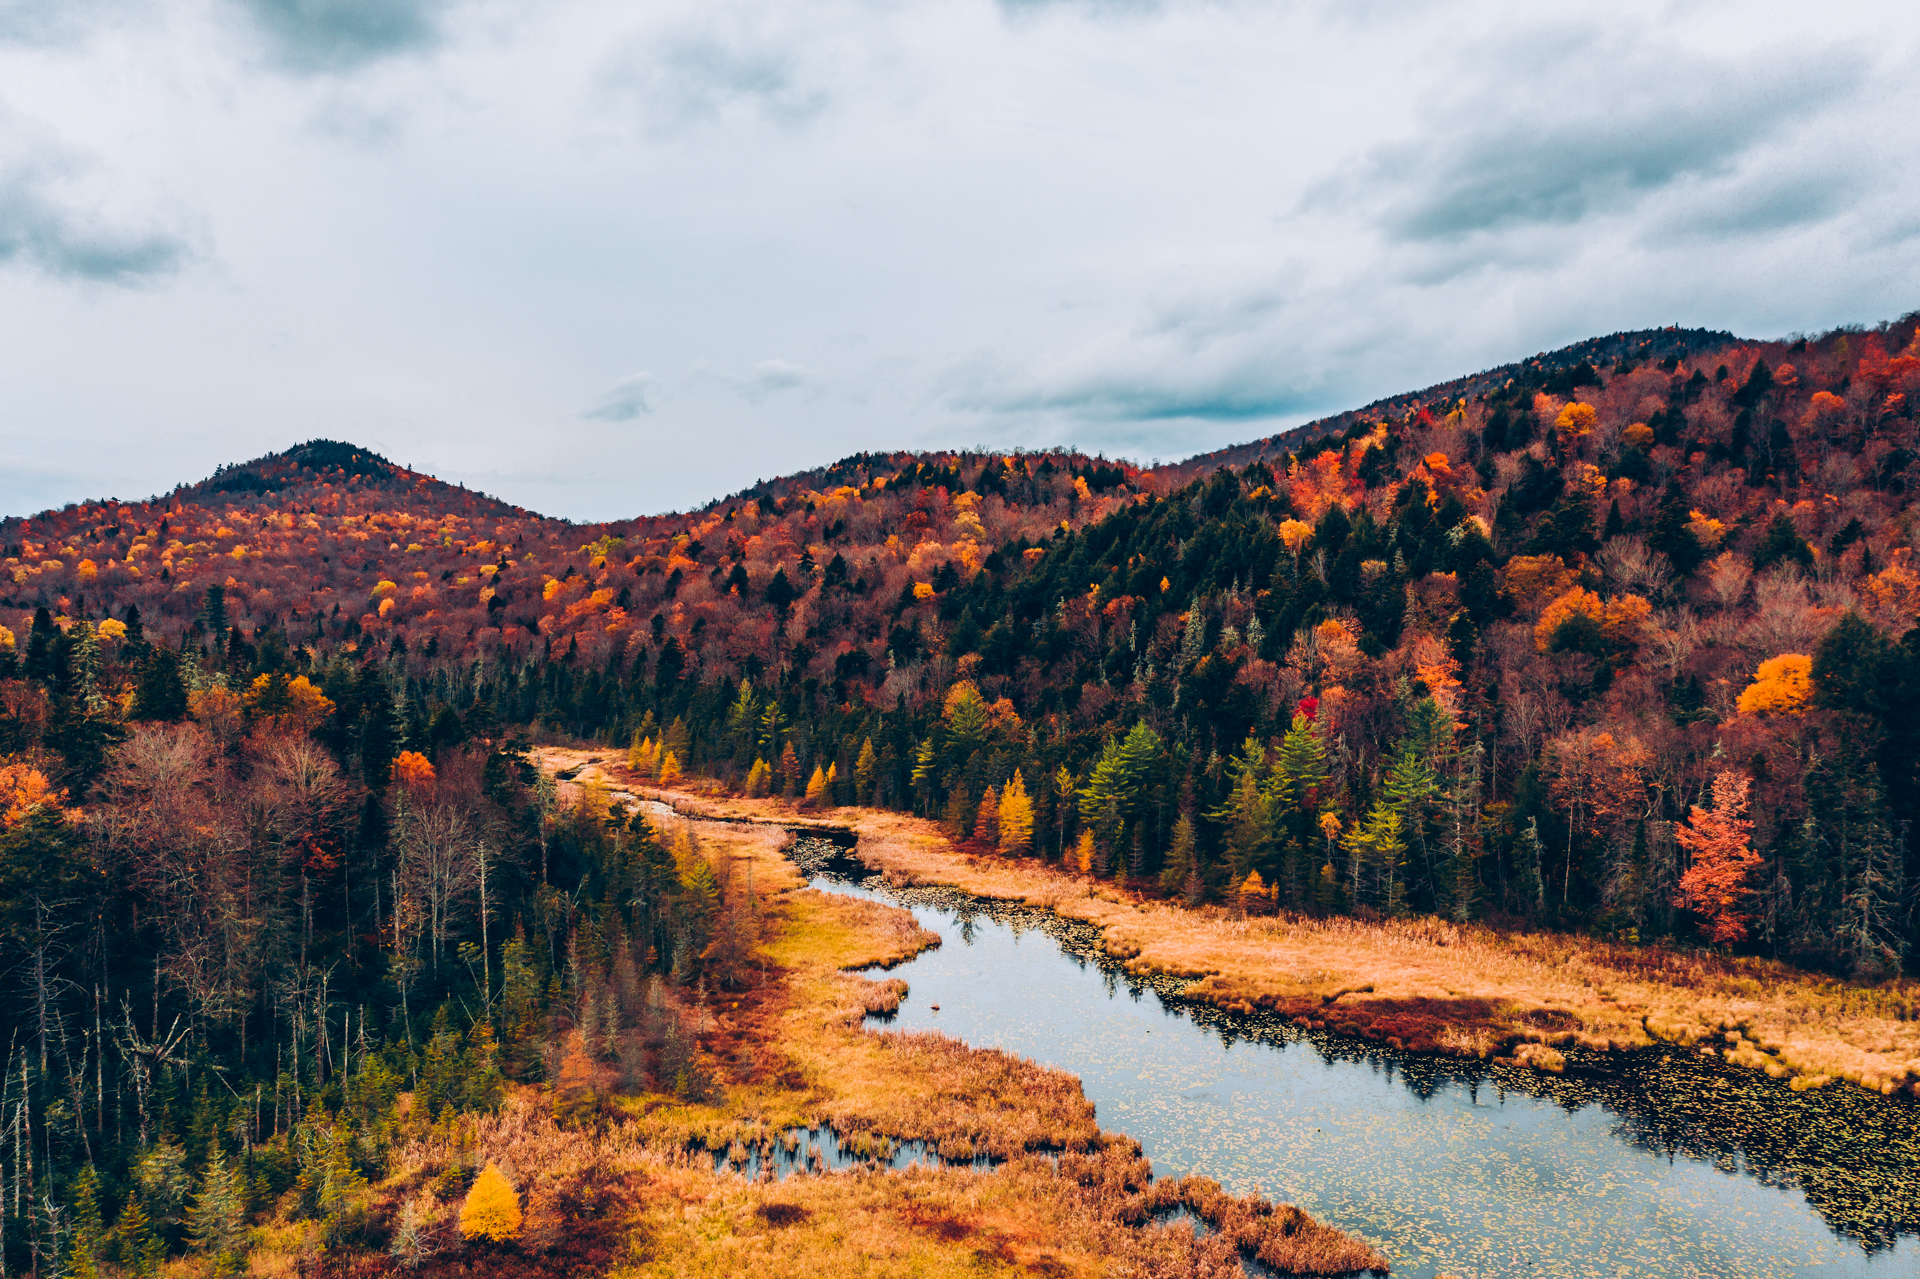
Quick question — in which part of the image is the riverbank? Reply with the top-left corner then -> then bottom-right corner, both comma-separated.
256,791 -> 1386,1276
538,747 -> 1920,1099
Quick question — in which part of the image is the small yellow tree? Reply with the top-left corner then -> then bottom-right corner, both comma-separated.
458,1163 -> 522,1243
997,770 -> 1035,855
1238,870 -> 1268,915
659,750 -> 681,786
805,765 -> 828,805
745,757 -> 771,797
1074,829 -> 1096,875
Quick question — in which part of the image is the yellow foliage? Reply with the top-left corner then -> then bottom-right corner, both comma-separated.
997,769 -> 1035,855
1277,520 -> 1313,553
1624,422 -> 1655,449
1502,555 -> 1576,607
458,1163 -> 522,1242
244,674 -> 336,734
745,757 -> 770,797
371,580 -> 397,598
1074,829 -> 1095,875
1687,511 -> 1725,548
1737,654 -> 1812,717
805,765 -> 828,804
1554,402 -> 1597,440
96,618 -> 127,642
0,626 -> 12,651
377,597 -> 396,618
913,581 -> 935,601
660,751 -> 681,786
77,559 -> 98,582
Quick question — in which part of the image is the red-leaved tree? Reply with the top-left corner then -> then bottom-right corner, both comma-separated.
1672,770 -> 1759,944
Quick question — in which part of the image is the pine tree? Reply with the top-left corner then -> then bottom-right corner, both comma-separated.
1073,829 -> 1096,875
459,1163 -> 523,1242
659,750 -> 682,786
855,738 -> 878,804
778,741 -> 801,797
187,1142 -> 248,1276
1238,869 -> 1268,915
997,770 -> 1035,855
805,765 -> 828,805
1160,812 -> 1194,895
113,1190 -> 162,1278
67,1164 -> 106,1279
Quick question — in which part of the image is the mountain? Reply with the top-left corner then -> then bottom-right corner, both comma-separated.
6,313 -> 1920,973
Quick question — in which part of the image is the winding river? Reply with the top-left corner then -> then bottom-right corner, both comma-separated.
788,836 -> 1919,1279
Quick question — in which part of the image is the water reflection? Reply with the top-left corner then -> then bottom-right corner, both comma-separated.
790,843 -> 1919,1279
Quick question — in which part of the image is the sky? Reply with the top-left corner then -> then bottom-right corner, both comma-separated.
1,0 -> 1916,523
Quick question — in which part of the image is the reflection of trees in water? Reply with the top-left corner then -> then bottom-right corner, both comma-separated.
803,856 -> 1920,1253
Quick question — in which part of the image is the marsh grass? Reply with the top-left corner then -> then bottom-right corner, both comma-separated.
248,791 -> 1385,1277
544,746 -> 1920,1099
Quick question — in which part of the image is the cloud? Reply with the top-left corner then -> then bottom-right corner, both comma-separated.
1315,32 -> 1867,246
0,0 -> 118,46
584,373 -> 657,421
0,141 -> 191,284
596,3 -> 882,132
237,0 -> 447,72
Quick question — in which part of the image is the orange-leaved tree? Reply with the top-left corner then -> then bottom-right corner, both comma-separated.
392,750 -> 436,794
1736,653 -> 1811,716
1672,770 -> 1759,944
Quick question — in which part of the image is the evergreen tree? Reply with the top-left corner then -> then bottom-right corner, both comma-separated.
67,1164 -> 106,1279
187,1142 -> 248,1276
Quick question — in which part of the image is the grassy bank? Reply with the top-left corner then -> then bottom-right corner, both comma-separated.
247,783 -> 1384,1277
540,747 -> 1920,1099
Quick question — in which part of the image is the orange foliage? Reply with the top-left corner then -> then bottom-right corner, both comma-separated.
393,750 -> 436,794
1533,587 -> 1651,653
1673,771 -> 1760,944
1736,654 -> 1812,717
0,762 -> 73,826
1502,555 -> 1576,610
1554,402 -> 1597,441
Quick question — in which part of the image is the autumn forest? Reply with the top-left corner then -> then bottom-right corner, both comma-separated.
3,317 -> 1920,1273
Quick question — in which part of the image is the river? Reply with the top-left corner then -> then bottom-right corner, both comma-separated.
788,836 -> 1919,1279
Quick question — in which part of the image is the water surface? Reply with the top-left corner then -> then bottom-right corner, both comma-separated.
793,842 -> 1919,1279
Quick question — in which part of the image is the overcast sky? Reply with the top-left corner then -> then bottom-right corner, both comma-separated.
1,0 -> 1915,522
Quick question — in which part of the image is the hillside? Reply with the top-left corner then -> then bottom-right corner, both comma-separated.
9,315 -> 1920,979
5,310 -> 1920,1273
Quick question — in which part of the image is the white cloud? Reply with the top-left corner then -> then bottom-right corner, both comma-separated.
0,0 -> 1915,519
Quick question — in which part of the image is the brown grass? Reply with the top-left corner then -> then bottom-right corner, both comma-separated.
250,765 -> 1386,1277
540,746 -> 1920,1099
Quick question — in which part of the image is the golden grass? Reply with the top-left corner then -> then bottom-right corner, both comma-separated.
538,747 -> 1920,1099
243,773 -> 1386,1277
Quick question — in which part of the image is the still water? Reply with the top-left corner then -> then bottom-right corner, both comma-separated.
793,840 -> 1918,1279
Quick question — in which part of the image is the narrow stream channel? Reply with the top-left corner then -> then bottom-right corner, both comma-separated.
786,835 -> 1919,1279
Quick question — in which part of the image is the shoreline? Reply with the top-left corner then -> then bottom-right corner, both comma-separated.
538,747 -> 1920,1099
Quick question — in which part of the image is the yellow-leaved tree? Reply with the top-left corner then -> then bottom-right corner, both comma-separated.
997,770 -> 1034,855
805,765 -> 828,804
459,1163 -> 522,1243
1737,653 -> 1812,716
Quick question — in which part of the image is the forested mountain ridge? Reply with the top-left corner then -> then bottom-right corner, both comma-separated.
1163,325 -> 1741,482
1,313 -> 1919,1272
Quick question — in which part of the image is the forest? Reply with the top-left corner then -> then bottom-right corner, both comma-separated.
1,317 -> 1920,1271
